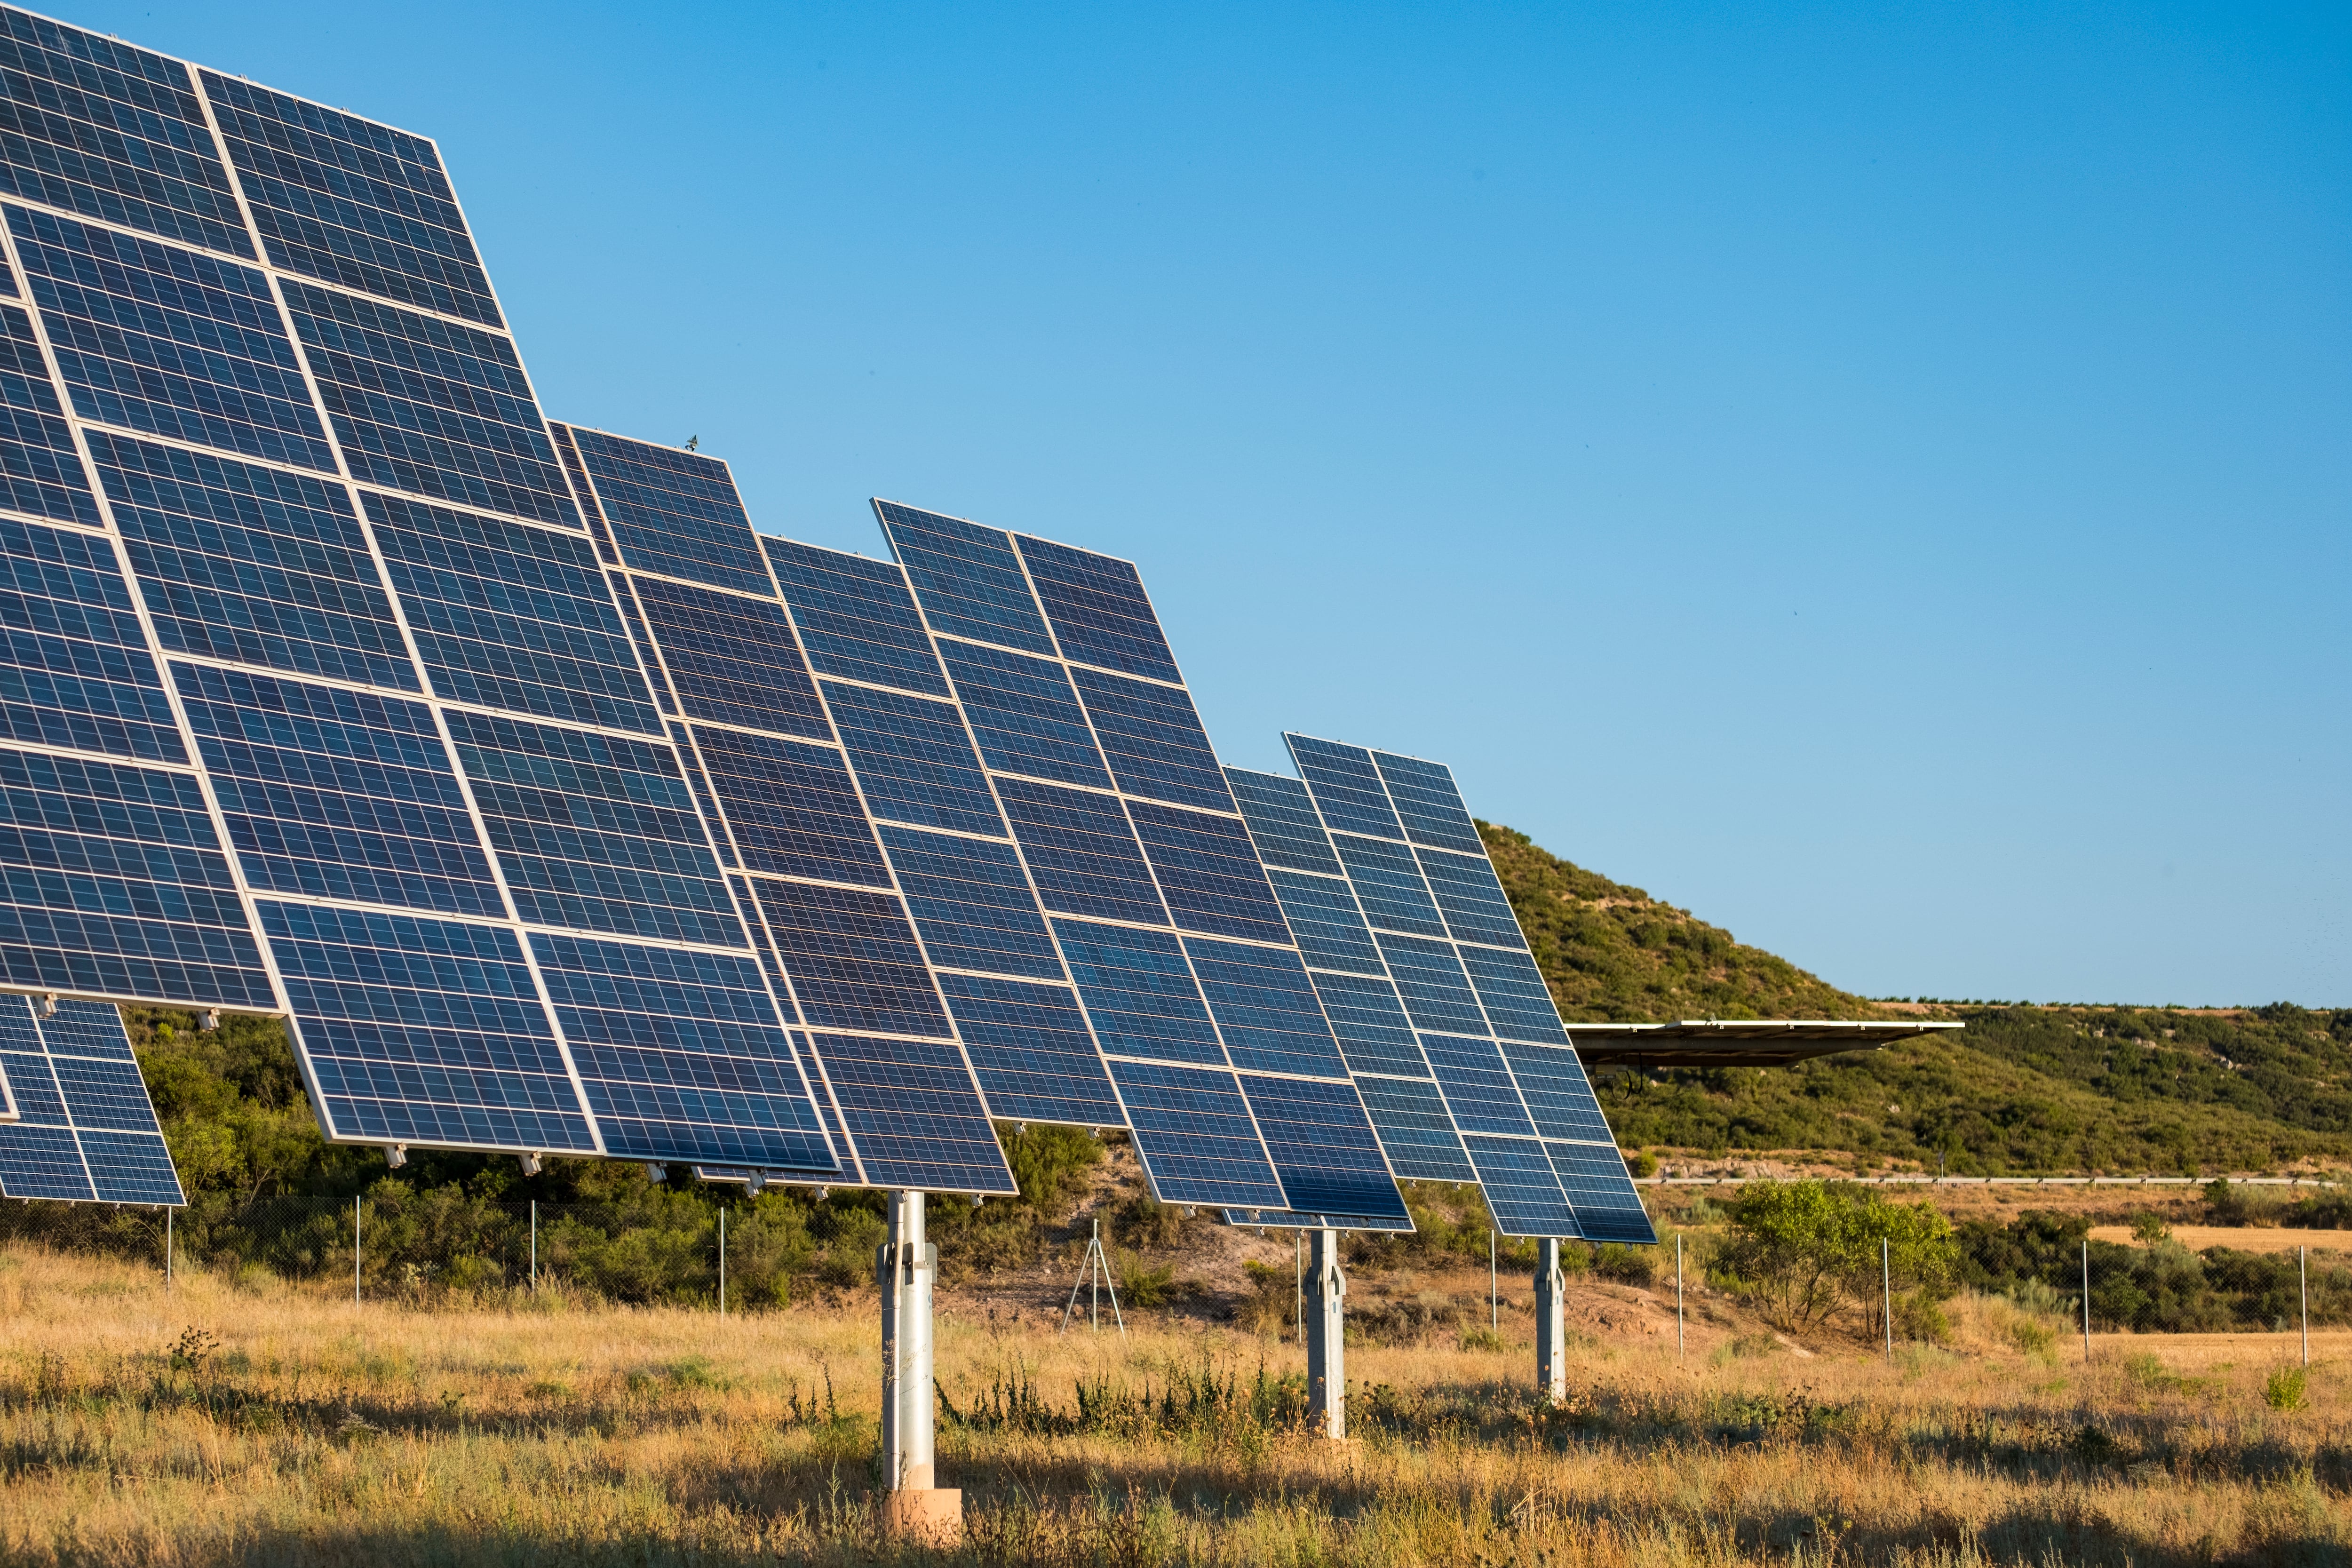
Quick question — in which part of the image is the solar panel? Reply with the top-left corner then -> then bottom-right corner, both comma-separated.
1225,740 -> 1654,1243
0,995 -> 183,1203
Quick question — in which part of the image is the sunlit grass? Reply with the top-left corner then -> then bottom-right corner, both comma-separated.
0,1244 -> 2345,1566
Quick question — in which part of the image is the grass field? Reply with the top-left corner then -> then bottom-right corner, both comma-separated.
2,1245 -> 2346,1567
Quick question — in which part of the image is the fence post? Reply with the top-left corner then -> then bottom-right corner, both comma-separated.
165,1209 -> 172,1294
1675,1233 -> 1684,1360
2301,1245 -> 2310,1368
2080,1238 -> 2090,1363
355,1196 -> 362,1307
530,1200 -> 537,1293
718,1207 -> 727,1319
1883,1237 -> 1892,1360
1490,1230 -> 1497,1332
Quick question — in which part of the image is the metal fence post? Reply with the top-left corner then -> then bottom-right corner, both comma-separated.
1883,1236 -> 1892,1360
2080,1238 -> 2090,1362
718,1207 -> 727,1319
1675,1233 -> 1684,1360
530,1200 -> 537,1293
1490,1229 -> 1497,1332
2301,1245 -> 2310,1368
355,1196 -> 362,1307
164,1209 -> 172,1294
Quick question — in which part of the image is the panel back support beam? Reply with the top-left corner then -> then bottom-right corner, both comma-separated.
1306,1227 -> 1347,1438
1535,1239 -> 1568,1401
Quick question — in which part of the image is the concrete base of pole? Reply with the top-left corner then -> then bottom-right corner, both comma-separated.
1306,1227 -> 1347,1438
880,1488 -> 962,1546
1534,1238 -> 1567,1400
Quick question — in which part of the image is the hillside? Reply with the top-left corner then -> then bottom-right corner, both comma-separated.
1480,820 -> 2352,1175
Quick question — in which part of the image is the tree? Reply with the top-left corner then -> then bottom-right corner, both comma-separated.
1714,1179 -> 1955,1335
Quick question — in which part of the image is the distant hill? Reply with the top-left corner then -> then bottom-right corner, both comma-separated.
1479,822 -> 2352,1176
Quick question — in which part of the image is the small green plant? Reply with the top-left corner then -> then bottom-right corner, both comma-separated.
1114,1251 -> 1175,1309
2263,1366 -> 2307,1412
2130,1212 -> 2171,1245
2007,1318 -> 2056,1356
1623,1149 -> 1659,1178
1458,1327 -> 1507,1353
1594,1243 -> 1657,1287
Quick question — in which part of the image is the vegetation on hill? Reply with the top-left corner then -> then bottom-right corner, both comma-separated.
1478,821 -> 2352,1175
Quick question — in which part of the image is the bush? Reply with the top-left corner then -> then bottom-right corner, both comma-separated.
1623,1149 -> 1659,1178
2007,1317 -> 2056,1356
1594,1243 -> 1656,1286
1713,1179 -> 1955,1336
1114,1251 -> 1176,1309
2264,1366 -> 2307,1412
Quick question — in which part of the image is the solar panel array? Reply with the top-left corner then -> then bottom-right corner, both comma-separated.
0,995 -> 183,1202
0,4 -> 1650,1239
1228,740 -> 1653,1242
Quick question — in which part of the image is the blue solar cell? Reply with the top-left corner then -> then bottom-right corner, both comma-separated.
1012,535 -> 1182,683
1129,801 -> 1292,945
627,574 -> 828,740
1415,847 -> 1527,949
566,427 -> 774,596
1238,1074 -> 1406,1219
751,878 -> 954,1039
761,538 -> 952,697
1549,1141 -> 1655,1243
0,302 -> 98,525
1225,767 -> 1343,876
936,639 -> 1111,789
1330,833 -> 1448,938
668,725 -> 738,868
1070,667 -> 1232,812
879,825 -> 1063,980
0,997 -> 181,1203
9,205 -> 334,471
690,724 -> 890,887
824,683 -> 1004,836
874,500 -> 1055,655
1263,868 -> 1385,975
1103,1059 -> 1284,1208
1419,1033 -> 1537,1138
1299,969 -> 1425,1077
91,432 -> 420,692
202,72 -> 501,327
0,746 -> 274,1005
933,971 -> 1122,1126
1458,944 -> 1571,1045
175,661 -> 502,917
801,1031 -> 1015,1192
1373,933 -> 1491,1034
1501,1041 -> 1615,1143
281,280 -> 575,526
365,492 -> 663,735
529,932 -> 836,1170
0,513 -> 185,762
0,10 -> 254,258
1371,750 -> 1487,856
548,424 -> 620,566
1461,1134 -> 1578,1236
1352,1075 -> 1475,1182
443,710 -> 743,946
1286,735 -> 1403,840
993,778 -> 1166,925
261,900 -> 596,1152
1049,919 -> 1224,1066
1182,936 -> 1348,1078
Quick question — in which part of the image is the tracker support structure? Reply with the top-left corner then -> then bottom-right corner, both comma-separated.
1535,1238 -> 1568,1400
1306,1227 -> 1347,1438
878,1192 -> 959,1543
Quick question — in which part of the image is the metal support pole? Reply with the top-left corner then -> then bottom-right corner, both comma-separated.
1306,1227 -> 1346,1437
1883,1236 -> 1892,1360
2081,1239 -> 2091,1362
878,1191 -> 937,1490
1489,1229 -> 1497,1331
718,1207 -> 727,1319
2301,1246 -> 2309,1368
1534,1238 -> 1566,1400
1294,1231 -> 1303,1345
355,1196 -> 362,1307
530,1200 -> 537,1292
1091,1216 -> 1100,1329
165,1209 -> 172,1294
1675,1233 -> 1684,1360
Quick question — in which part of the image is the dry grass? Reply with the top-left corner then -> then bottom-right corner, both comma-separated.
1,1243 -> 2347,1567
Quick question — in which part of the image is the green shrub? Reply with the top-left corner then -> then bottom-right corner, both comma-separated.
1114,1251 -> 1176,1309
1594,1243 -> 1656,1287
1712,1179 -> 1956,1335
1458,1327 -> 1508,1353
2264,1366 -> 2307,1411
2007,1317 -> 2056,1356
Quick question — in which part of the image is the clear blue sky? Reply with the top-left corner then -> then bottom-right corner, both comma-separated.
80,3 -> 2349,1005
